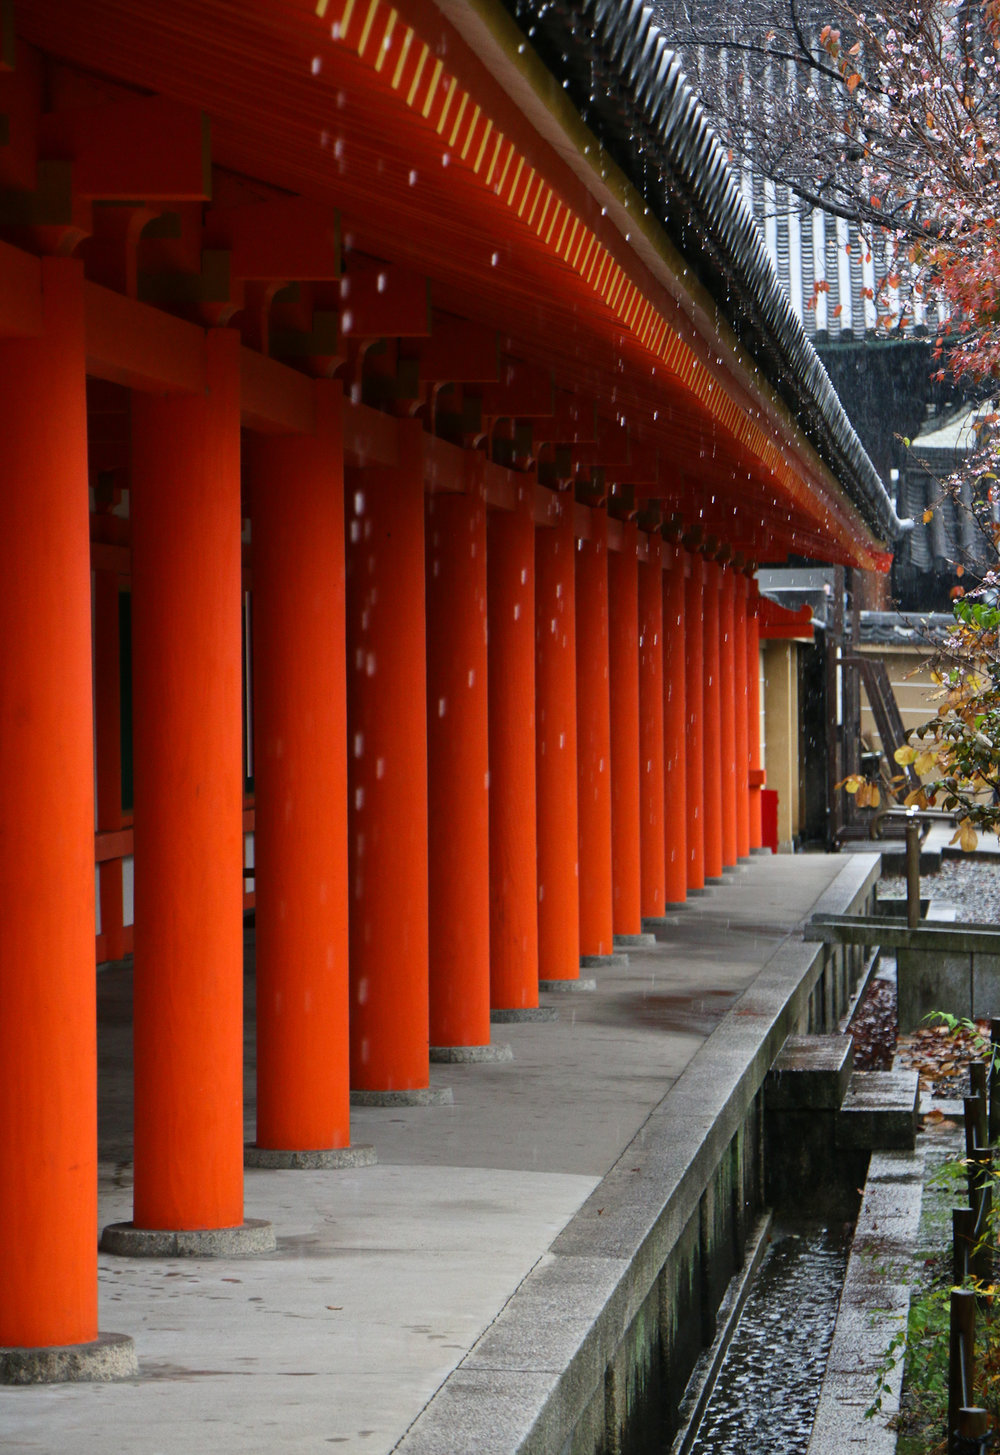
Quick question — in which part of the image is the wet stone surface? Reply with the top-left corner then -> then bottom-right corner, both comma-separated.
686,1223 -> 849,1455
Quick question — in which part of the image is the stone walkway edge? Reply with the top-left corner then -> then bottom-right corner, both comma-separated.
393,854 -> 880,1455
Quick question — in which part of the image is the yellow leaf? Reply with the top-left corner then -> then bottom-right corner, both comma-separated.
894,745 -> 917,765
870,785 -> 881,808
856,781 -> 871,808
960,821 -> 979,852
843,776 -> 862,795
915,751 -> 938,775
923,508 -> 934,523
846,72 -> 861,93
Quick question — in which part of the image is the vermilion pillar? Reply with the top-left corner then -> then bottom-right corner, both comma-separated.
130,328 -> 246,1234
719,567 -> 738,868
638,535 -> 666,918
663,548 -> 688,905
609,523 -> 641,936
734,574 -> 751,860
576,513 -> 614,957
247,382 -> 350,1153
94,568 -> 127,964
747,583 -> 764,850
703,561 -> 724,880
426,471 -> 490,1047
535,503 -> 580,980
685,557 -> 706,892
346,420 -> 430,1091
0,259 -> 98,1348
488,486 -> 539,1009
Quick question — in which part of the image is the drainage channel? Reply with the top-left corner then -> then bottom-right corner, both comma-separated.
670,1219 -> 850,1455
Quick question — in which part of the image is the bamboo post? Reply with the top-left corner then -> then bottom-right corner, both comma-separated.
949,1289 -> 977,1455
954,1207 -> 975,1286
956,1406 -> 990,1454
972,1146 -> 993,1291
906,818 -> 921,929
970,1069 -> 989,1149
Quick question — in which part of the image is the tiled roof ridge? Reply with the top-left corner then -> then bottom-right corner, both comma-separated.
502,0 -> 911,546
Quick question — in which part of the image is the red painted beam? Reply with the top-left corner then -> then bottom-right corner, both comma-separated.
40,96 -> 210,200
341,253 -> 430,338
479,357 -> 554,417
204,197 -> 340,280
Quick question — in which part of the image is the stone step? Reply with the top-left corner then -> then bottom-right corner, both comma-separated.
835,1069 -> 920,1150
764,1034 -> 855,1111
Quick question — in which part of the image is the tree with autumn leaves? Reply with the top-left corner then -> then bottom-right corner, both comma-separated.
820,1 -> 1000,846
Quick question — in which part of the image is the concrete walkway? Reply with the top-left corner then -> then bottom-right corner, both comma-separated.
2,853 -> 871,1454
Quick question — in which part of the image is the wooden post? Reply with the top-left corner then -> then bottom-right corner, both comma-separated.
609,524 -> 642,935
487,485 -> 539,1009
130,327 -> 245,1232
247,382 -> 350,1154
345,420 -> 431,1093
535,503 -> 580,980
0,259 -> 98,1345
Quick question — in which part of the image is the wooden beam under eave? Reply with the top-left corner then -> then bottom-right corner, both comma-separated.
343,396 -> 398,469
0,239 -> 41,337
84,280 -> 205,393
240,348 -> 315,435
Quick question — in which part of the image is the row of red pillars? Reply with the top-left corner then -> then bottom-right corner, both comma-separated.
0,264 -> 764,1353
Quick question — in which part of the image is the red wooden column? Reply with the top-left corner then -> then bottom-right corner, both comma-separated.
638,534 -> 666,918
747,582 -> 764,850
609,522 -> 641,936
535,501 -> 580,982
426,461 -> 492,1053
245,382 -> 357,1166
719,566 -> 738,868
734,574 -> 752,860
488,483 -> 540,1012
346,420 -> 440,1100
685,556 -> 706,892
118,327 -> 270,1255
702,561 -> 724,881
576,512 -> 614,958
0,259 -> 134,1374
663,547 -> 688,906
94,568 -> 127,964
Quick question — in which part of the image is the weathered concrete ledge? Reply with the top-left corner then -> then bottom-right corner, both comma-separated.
394,853 -> 881,1455
807,914 -> 1000,1028
806,1148 -> 924,1455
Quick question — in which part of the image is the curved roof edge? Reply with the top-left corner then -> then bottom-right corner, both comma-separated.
501,0 -> 910,547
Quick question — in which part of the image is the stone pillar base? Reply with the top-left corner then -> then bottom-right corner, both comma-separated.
542,975 -> 599,990
100,1219 -> 275,1258
490,1007 -> 558,1024
0,1333 -> 137,1385
349,1087 -> 453,1107
613,933 -> 656,947
581,953 -> 629,970
429,1044 -> 513,1064
244,1145 -> 377,1170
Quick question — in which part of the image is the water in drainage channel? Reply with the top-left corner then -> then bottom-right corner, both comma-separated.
682,1221 -> 850,1455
